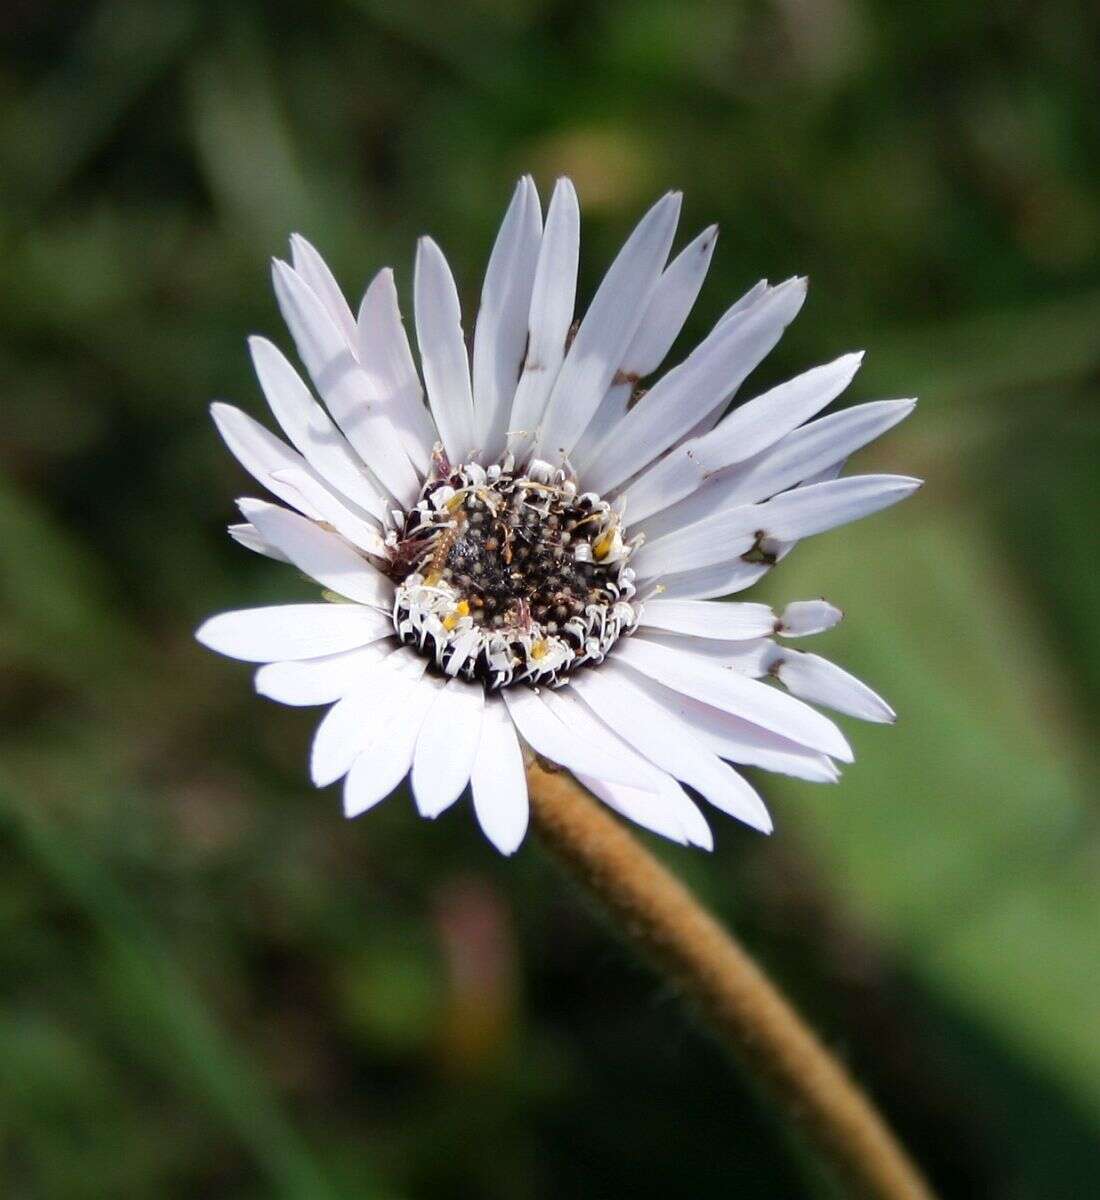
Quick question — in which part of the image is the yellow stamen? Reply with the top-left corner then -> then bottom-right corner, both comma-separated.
593,529 -> 617,561
530,638 -> 549,661
442,600 -> 470,630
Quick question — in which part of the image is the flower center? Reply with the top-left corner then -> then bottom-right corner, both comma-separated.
387,454 -> 639,688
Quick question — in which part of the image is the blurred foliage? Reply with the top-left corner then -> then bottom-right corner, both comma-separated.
1,1 -> 1098,1196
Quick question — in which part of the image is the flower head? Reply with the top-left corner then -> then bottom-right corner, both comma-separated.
197,178 -> 920,854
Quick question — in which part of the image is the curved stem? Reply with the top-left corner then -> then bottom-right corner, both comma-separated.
527,762 -> 935,1200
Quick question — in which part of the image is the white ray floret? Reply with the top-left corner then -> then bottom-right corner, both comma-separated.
198,177 -> 919,854
226,522 -> 290,563
248,335 -> 386,518
356,268 -> 436,473
632,474 -> 922,579
343,672 -> 445,818
240,498 -> 393,609
470,700 -> 530,855
637,398 -> 916,542
777,599 -> 844,638
533,190 -> 682,463
639,598 -> 779,640
473,176 -> 543,461
620,352 -> 864,523
254,642 -> 391,707
272,259 -> 420,507
581,277 -> 808,495
414,236 -> 478,466
572,224 -> 719,471
412,677 -> 486,818
311,649 -> 426,788
508,178 -> 580,460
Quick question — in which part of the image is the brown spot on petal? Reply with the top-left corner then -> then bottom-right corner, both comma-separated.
741,530 -> 778,566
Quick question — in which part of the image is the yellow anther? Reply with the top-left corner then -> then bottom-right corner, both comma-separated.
593,529 -> 616,561
530,638 -> 549,661
442,600 -> 470,630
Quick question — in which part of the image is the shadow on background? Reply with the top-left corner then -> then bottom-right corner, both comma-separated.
2,1 -> 1098,1196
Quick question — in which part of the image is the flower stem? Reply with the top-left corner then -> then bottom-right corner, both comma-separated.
526,762 -> 935,1200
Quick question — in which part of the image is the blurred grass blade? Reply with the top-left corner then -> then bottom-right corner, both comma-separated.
1,786 -> 360,1200
0,0 -> 197,205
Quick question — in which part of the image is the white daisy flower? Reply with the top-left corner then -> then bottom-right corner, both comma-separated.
197,178 -> 920,855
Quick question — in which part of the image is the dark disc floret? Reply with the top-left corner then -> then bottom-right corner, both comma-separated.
386,455 -> 640,688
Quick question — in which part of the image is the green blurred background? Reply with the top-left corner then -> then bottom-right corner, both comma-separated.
2,1 -> 1098,1196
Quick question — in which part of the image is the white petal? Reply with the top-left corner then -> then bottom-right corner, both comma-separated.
572,225 -> 718,472
472,177 -> 543,460
640,598 -> 777,640
227,522 -> 290,563
614,636 -> 853,761
540,686 -> 668,790
240,498 -> 393,609
356,268 -> 436,474
196,603 -> 389,663
271,467 -> 386,557
471,698 -> 530,854
679,280 -> 784,440
343,673 -> 445,816
628,673 -> 839,783
777,599 -> 843,638
632,523 -> 755,579
634,632 -> 775,675
571,668 -> 772,833
248,336 -> 384,518
801,457 -> 848,486
508,178 -> 580,458
582,277 -> 807,494
622,353 -> 862,523
633,474 -> 921,578
620,225 -> 719,378
576,774 -> 710,849
413,236 -> 476,465
272,260 -> 420,505
770,648 -> 896,723
703,352 -> 862,462
254,641 -> 393,706
211,402 -> 324,522
734,471 -> 922,543
289,234 -> 357,346
311,648 -> 425,787
500,688 -> 653,789
656,782 -> 715,850
651,559 -> 773,601
411,677 -> 486,818
637,399 -> 916,543
541,687 -> 710,848
715,278 -> 769,326
533,191 -> 682,463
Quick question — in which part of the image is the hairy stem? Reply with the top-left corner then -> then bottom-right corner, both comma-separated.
527,762 -> 935,1200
